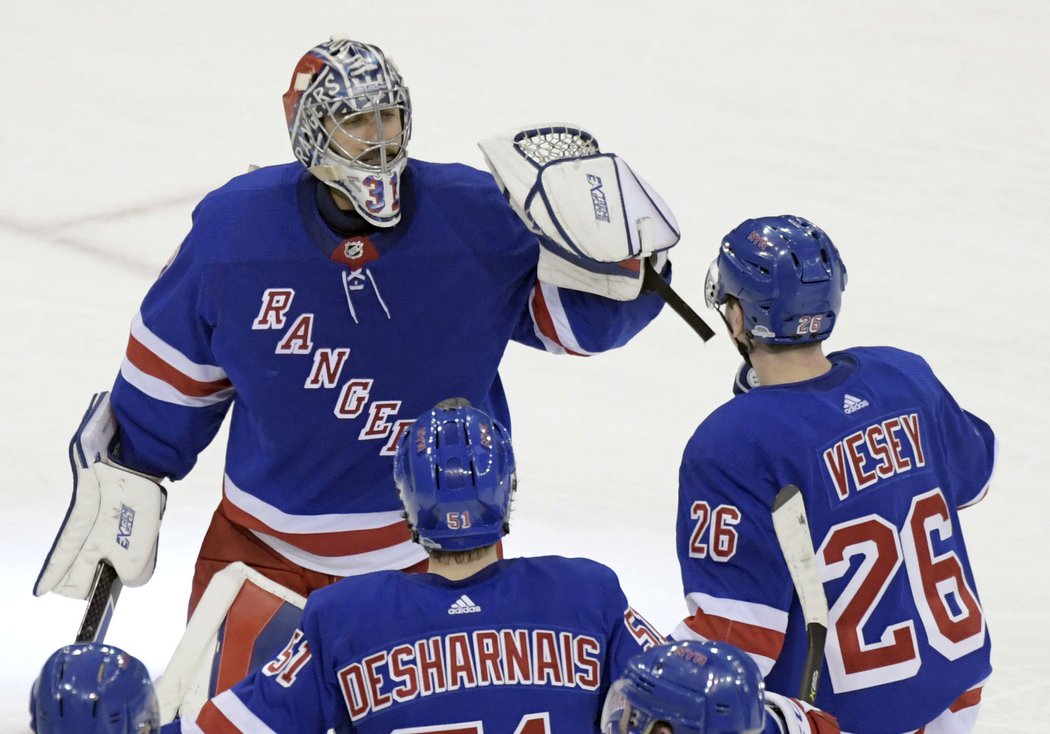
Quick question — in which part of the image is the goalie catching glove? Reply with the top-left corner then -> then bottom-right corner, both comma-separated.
34,392 -> 166,600
479,124 -> 678,301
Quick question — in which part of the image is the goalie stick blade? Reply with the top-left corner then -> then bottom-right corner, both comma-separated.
771,484 -> 829,704
642,258 -> 716,342
75,561 -> 122,644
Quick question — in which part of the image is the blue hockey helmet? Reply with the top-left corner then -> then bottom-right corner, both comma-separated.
601,640 -> 765,734
705,215 -> 847,345
394,400 -> 516,551
30,643 -> 159,734
283,37 -> 412,228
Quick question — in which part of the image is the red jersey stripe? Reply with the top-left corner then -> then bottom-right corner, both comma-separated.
220,495 -> 412,556
682,609 -> 785,660
530,283 -> 584,356
195,699 -> 241,733
125,334 -> 233,398
949,685 -> 983,712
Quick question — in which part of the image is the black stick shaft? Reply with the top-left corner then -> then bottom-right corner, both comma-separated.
76,562 -> 122,643
799,623 -> 827,704
642,258 -> 716,342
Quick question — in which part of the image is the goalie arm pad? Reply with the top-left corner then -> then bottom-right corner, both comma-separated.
34,392 -> 166,599
764,691 -> 841,734
479,124 -> 678,300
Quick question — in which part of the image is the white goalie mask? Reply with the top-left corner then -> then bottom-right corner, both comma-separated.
283,38 -> 412,227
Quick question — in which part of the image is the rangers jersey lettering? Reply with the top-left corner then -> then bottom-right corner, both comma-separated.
171,556 -> 663,733
110,161 -> 664,576
674,347 -> 995,733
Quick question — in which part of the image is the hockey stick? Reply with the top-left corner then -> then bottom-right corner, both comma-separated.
771,484 -> 828,704
75,561 -> 123,643
641,257 -> 715,342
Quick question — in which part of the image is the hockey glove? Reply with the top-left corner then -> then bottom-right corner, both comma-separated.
764,691 -> 841,733
34,392 -> 166,599
479,124 -> 679,300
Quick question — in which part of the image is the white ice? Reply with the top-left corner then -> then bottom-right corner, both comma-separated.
1,2 -> 1047,731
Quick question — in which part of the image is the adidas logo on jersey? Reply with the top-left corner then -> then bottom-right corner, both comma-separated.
448,594 -> 481,615
843,393 -> 870,414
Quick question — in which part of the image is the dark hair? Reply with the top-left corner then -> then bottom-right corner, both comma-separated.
427,543 -> 497,564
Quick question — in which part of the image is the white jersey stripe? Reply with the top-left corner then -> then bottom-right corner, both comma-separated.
119,359 -> 234,407
537,282 -> 594,355
212,689 -> 279,733
251,530 -> 427,576
224,474 -> 406,534
530,325 -> 569,355
131,312 -> 229,382
683,591 -> 789,632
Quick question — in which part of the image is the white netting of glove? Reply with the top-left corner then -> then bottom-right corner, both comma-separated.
513,125 -> 601,165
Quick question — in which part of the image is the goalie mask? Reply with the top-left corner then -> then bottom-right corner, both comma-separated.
705,215 -> 847,345
601,640 -> 765,734
394,400 -> 516,551
283,37 -> 412,227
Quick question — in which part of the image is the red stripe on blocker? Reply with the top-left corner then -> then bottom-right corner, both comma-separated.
683,609 -> 785,661
125,333 -> 232,397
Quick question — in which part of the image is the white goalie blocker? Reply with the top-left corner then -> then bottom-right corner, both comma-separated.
35,392 -> 166,600
154,562 -> 307,724
479,124 -> 680,301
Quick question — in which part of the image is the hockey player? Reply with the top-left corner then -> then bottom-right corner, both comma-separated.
157,400 -> 665,731
34,37 -> 674,686
674,216 -> 995,733
601,639 -> 839,734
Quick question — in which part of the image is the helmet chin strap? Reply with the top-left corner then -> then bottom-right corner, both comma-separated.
735,334 -> 754,365
715,307 -> 754,365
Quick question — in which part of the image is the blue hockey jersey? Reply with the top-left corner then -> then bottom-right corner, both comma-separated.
674,347 -> 995,733
109,160 -> 664,576
170,556 -> 663,732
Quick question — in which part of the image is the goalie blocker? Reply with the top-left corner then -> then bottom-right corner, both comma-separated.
34,392 -> 166,602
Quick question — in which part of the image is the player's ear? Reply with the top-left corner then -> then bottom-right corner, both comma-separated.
725,298 -> 746,339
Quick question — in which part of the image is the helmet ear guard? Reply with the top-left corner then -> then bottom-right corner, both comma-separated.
284,37 -> 412,228
708,215 -> 847,346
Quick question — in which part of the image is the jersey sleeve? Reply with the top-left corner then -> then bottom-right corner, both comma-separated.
182,611 -> 346,733
109,211 -> 235,480
600,563 -> 666,685
933,383 -> 996,509
672,420 -> 794,676
510,263 -> 668,356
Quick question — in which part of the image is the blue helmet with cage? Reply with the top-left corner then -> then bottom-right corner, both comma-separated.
705,215 -> 847,345
282,37 -> 412,228
393,400 -> 516,551
601,640 -> 765,734
30,643 -> 159,734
